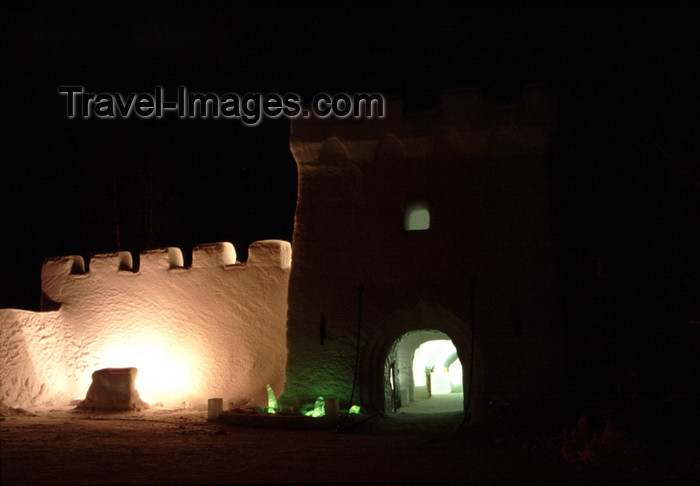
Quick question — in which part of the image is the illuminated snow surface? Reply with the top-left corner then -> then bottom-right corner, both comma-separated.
2,403 -> 696,483
0,240 -> 291,410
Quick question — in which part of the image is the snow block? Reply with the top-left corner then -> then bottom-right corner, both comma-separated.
168,247 -> 184,268
42,255 -> 85,277
438,86 -> 483,115
76,368 -> 148,411
192,242 -> 236,267
247,240 -> 291,268
89,251 -> 133,272
140,247 -> 184,271
431,130 -> 465,157
41,256 -> 85,303
374,133 -> 405,162
318,138 -> 350,165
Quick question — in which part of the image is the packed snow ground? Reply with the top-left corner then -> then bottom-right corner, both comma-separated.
1,399 -> 698,484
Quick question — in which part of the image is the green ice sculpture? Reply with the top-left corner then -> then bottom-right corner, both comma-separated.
311,396 -> 325,417
301,396 -> 326,417
266,384 -> 278,414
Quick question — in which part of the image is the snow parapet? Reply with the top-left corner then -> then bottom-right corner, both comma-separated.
290,85 -> 556,167
1,240 -> 291,410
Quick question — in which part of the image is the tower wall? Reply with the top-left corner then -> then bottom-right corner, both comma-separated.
283,87 -> 565,419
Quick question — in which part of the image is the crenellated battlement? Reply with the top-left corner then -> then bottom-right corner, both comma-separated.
43,240 -> 290,276
2,239 -> 292,409
40,239 -> 292,314
290,85 -> 556,167
40,240 -> 291,307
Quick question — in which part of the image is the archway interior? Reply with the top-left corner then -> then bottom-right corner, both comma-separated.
388,330 -> 464,414
412,340 -> 463,395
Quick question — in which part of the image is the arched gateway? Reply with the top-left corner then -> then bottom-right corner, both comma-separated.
360,304 -> 484,422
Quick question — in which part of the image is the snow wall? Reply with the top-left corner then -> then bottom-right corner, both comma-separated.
0,240 -> 291,409
283,86 -> 566,421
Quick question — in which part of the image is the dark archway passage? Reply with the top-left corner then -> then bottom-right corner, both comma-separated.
360,303 -> 485,424
386,331 -> 464,414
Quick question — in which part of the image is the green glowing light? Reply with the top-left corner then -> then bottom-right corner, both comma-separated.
311,396 -> 325,417
300,403 -> 314,416
300,397 -> 327,417
266,384 -> 278,414
349,405 -> 361,414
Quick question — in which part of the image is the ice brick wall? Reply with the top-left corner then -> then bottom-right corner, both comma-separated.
0,240 -> 291,409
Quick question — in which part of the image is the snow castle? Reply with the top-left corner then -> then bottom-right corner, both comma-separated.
1,87 -> 564,423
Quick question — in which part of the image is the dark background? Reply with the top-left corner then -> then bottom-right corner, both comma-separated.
2,4 -> 699,425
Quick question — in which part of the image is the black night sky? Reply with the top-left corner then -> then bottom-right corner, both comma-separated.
2,4 -> 699,414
